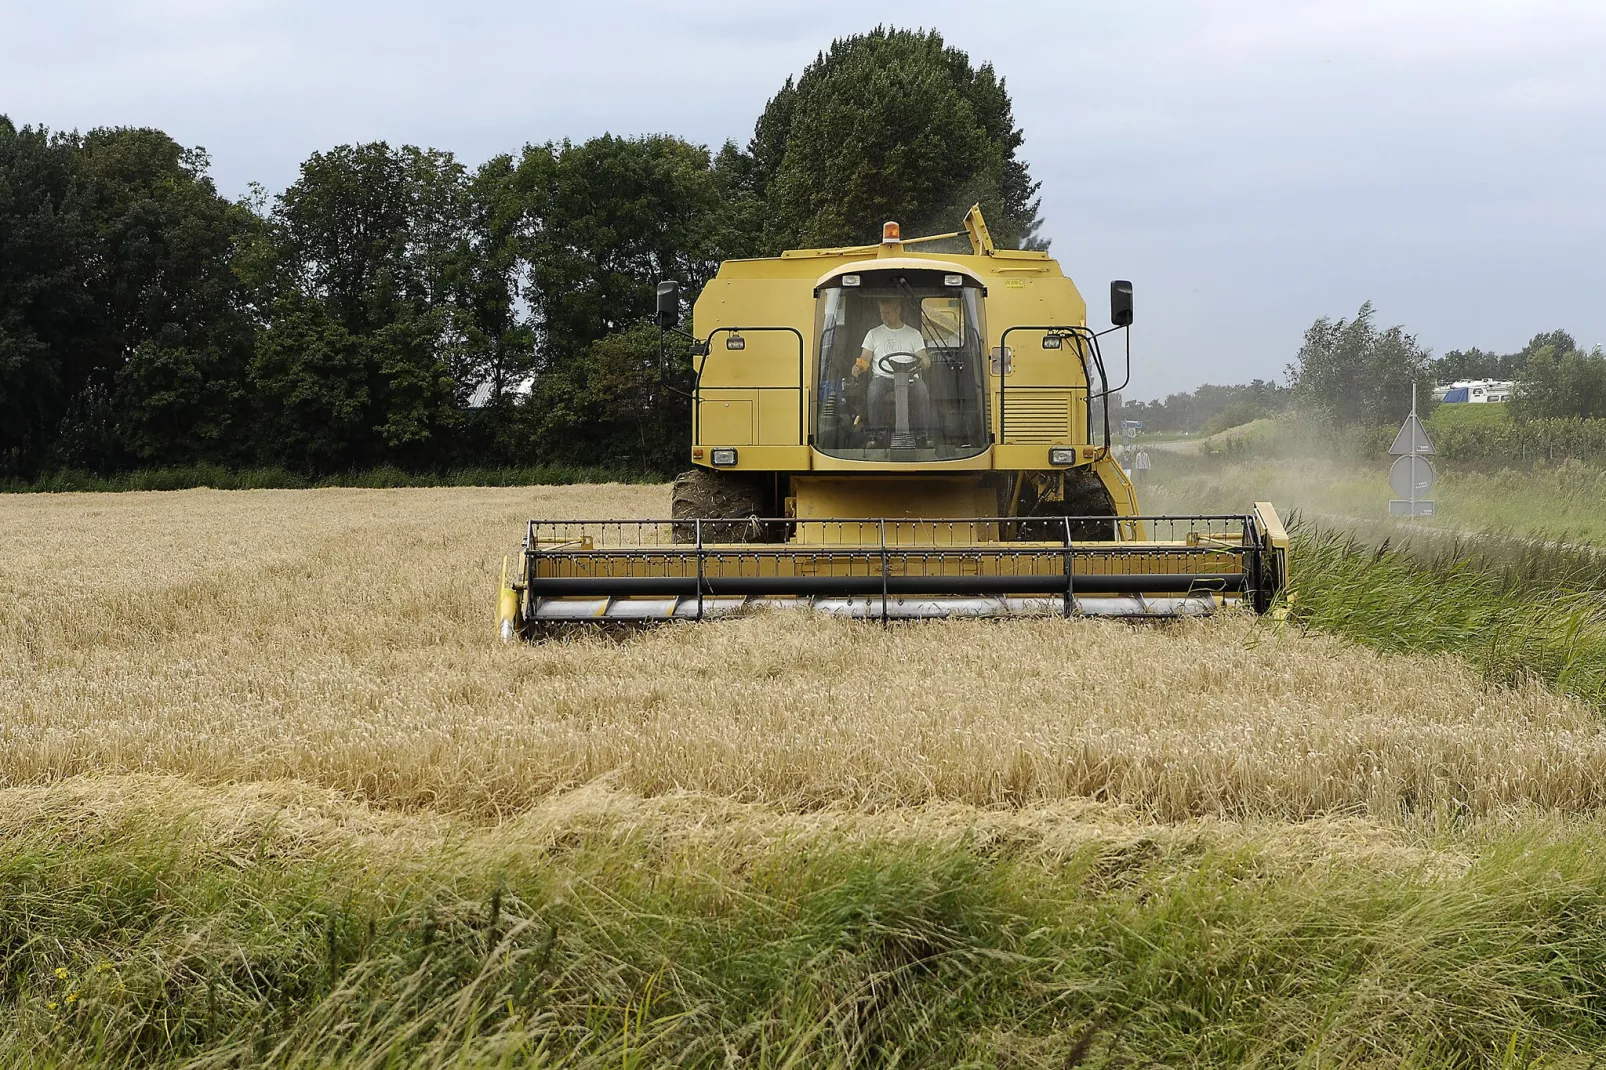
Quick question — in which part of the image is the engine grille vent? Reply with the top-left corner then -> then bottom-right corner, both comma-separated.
1003,393 -> 1072,443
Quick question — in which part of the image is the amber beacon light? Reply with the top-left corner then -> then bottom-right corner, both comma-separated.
881,221 -> 901,242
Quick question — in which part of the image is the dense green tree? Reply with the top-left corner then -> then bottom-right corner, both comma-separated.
527,323 -> 692,474
1287,303 -> 1434,426
1522,330 -> 1578,363
1430,347 -> 1516,384
247,296 -> 373,470
1430,330 -> 1578,385
0,120 -> 253,473
115,334 -> 244,464
272,143 -> 467,334
1511,345 -> 1606,421
448,155 -> 539,462
459,156 -> 535,401
745,26 -> 1044,251
254,142 -> 474,470
513,134 -> 729,365
82,130 -> 258,464
0,118 -> 95,474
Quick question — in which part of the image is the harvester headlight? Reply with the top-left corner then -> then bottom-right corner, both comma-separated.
1042,333 -> 1063,349
710,448 -> 738,467
1049,447 -> 1076,466
943,274 -> 964,287
725,334 -> 745,350
841,274 -> 860,287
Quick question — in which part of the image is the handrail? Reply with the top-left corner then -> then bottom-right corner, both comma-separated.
1062,516 -> 1076,618
997,324 -> 1105,450
878,518 -> 889,624
695,326 -> 806,445
695,518 -> 705,620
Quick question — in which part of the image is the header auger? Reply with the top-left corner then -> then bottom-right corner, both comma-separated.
499,206 -> 1287,635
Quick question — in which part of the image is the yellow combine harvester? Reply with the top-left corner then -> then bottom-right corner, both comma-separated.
498,207 -> 1286,633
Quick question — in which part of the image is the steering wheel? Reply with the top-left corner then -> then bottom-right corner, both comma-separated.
874,351 -> 921,376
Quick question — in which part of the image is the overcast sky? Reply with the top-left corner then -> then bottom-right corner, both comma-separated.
6,0 -> 1603,399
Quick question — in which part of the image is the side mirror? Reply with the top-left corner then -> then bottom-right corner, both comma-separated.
1110,280 -> 1133,327
654,281 -> 681,329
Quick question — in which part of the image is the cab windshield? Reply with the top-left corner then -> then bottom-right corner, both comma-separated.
812,270 -> 988,461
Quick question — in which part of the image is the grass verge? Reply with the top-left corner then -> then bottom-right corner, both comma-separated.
1288,524 -> 1606,710
5,779 -> 1606,1068
0,463 -> 654,493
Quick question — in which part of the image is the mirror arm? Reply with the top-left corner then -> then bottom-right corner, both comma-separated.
662,325 -> 705,349
1088,328 -> 1132,457
1106,327 -> 1132,394
658,326 -> 706,402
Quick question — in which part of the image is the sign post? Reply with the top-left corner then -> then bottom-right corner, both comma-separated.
1388,383 -> 1436,517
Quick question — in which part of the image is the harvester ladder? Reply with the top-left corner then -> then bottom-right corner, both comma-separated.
878,518 -> 889,624
1062,517 -> 1077,618
695,519 -> 705,621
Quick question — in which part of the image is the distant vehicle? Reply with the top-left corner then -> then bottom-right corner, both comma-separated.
1432,379 -> 1513,404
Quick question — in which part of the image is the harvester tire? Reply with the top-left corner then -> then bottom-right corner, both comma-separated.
1013,468 -> 1117,542
671,468 -> 780,543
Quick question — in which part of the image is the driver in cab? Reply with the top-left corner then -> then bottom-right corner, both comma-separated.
851,296 -> 932,442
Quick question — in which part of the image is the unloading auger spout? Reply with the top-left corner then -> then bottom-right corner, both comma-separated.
497,208 -> 1289,636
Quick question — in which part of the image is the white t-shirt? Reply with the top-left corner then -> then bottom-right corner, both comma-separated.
860,324 -> 926,379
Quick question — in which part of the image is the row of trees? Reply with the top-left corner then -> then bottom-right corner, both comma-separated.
1119,381 -> 1292,436
1284,303 -> 1434,426
1511,345 -> 1606,421
0,27 -> 1045,479
1429,329 -> 1579,385
1125,309 -> 1595,436
1428,327 -> 1606,423
1286,305 -> 1599,427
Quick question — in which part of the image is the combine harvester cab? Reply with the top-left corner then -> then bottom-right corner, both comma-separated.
500,208 -> 1288,635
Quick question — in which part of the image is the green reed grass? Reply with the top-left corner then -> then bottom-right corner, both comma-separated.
1288,524 -> 1606,710
5,798 -> 1606,1068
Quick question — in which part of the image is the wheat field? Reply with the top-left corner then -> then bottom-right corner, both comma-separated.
4,484 -> 1604,824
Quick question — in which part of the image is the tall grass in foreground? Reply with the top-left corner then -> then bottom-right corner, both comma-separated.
5,784 -> 1606,1068
1289,525 -> 1606,709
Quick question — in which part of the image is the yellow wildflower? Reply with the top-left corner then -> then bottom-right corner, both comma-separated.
46,1001 -> 58,1011
65,992 -> 79,1004
54,967 -> 69,980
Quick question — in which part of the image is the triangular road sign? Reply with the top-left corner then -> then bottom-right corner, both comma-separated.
1389,414 -> 1435,456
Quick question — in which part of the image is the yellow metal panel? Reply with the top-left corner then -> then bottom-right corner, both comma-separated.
791,475 -> 999,544
698,399 -> 753,445
757,389 -> 801,445
993,445 -> 1068,470
792,475 -> 994,516
696,328 -> 802,387
532,545 -> 1246,587
1254,502 -> 1290,550
814,256 -> 985,289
